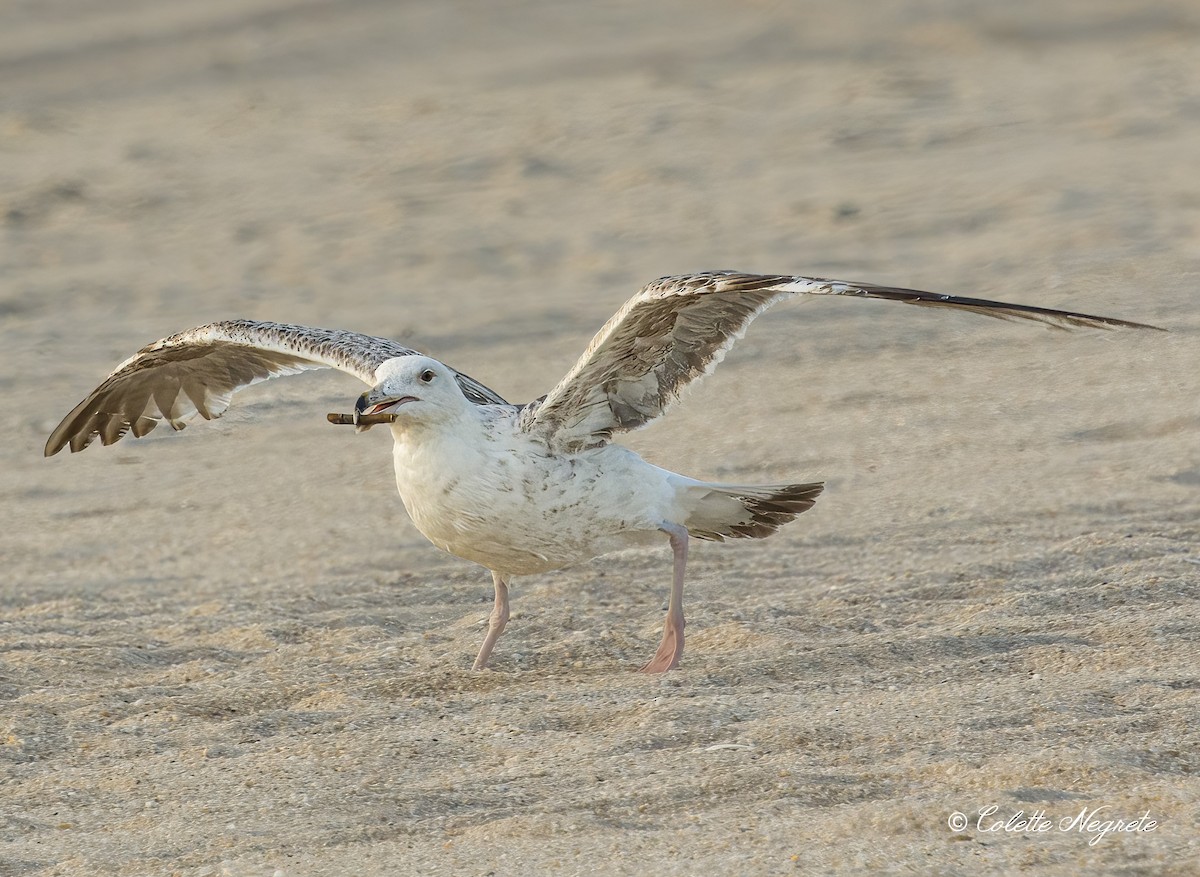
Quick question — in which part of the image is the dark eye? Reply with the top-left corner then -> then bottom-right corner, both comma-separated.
419,369 -> 436,383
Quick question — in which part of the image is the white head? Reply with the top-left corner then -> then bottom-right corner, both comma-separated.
355,355 -> 469,429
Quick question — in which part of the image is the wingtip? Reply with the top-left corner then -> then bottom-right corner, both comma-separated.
43,436 -> 75,457
1087,316 -> 1167,332
44,429 -> 69,457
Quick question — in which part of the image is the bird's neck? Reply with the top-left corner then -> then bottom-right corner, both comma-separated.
387,404 -> 487,460
388,406 -> 499,505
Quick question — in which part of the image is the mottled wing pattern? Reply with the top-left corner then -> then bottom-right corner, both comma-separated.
522,271 -> 1161,452
520,274 -> 797,452
46,320 -> 508,455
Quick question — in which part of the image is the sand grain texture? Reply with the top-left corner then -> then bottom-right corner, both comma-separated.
2,1 -> 1198,875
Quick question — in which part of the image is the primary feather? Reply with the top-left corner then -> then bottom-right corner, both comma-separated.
519,272 -> 1162,452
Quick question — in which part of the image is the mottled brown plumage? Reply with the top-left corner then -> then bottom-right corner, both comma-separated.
45,320 -> 506,456
520,272 -> 1162,453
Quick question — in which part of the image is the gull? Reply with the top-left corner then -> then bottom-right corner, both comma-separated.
44,272 -> 1159,672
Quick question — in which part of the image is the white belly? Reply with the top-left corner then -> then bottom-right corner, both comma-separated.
390,421 -> 679,575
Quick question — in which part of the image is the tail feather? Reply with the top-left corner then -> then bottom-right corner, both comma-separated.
682,480 -> 823,542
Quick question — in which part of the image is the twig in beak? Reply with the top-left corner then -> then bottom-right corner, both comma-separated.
327,412 -> 398,426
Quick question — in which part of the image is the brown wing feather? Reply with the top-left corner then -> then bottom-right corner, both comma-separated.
521,274 -> 794,451
46,320 -> 508,456
522,271 -> 1161,452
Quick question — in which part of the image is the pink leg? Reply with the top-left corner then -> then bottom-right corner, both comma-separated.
640,524 -> 688,673
472,571 -> 511,670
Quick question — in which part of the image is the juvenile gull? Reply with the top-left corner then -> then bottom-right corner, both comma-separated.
44,272 -> 1160,671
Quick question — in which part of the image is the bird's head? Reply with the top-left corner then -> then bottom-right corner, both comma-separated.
355,356 -> 467,430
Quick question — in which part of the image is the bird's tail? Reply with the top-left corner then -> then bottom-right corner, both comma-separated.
679,480 -> 823,542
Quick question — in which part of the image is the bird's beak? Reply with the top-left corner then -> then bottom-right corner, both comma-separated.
353,389 -> 418,432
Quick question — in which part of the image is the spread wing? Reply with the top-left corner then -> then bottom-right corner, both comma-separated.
45,320 -> 507,456
521,271 -> 1162,452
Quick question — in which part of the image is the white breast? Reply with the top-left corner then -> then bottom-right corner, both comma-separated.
389,408 -> 678,575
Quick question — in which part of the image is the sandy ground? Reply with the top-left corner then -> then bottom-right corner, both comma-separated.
2,1 -> 1199,874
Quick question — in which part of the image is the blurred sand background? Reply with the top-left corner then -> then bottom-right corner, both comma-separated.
2,1 -> 1199,874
